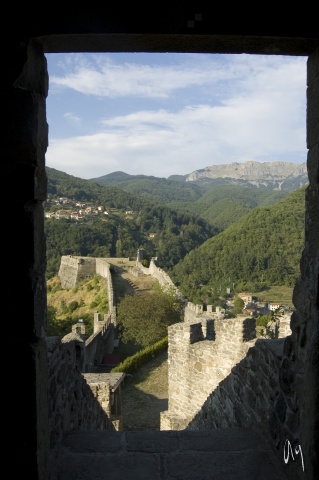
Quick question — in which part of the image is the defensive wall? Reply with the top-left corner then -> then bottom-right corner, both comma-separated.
47,312 -> 125,460
46,334 -> 117,459
58,255 -> 117,323
49,256 -> 126,448
49,253 -> 188,443
161,300 -> 293,453
55,253 -> 296,466
136,257 -> 186,301
186,337 -> 287,440
58,254 -> 184,309
58,255 -> 96,288
52,254 -> 164,442
82,312 -> 115,372
55,253 -> 185,381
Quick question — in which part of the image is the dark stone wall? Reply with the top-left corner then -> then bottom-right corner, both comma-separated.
4,11 -> 318,480
187,339 -> 286,435
46,337 -> 115,471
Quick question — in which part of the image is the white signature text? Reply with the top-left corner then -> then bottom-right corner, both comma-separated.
284,439 -> 304,472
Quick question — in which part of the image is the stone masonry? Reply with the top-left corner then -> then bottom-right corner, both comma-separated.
48,255 -> 298,478
57,253 -> 295,450
161,299 -> 293,449
59,255 -> 117,323
48,261 -> 125,447
160,311 -> 257,430
187,337 -> 287,439
46,335 -> 116,457
5,18 -> 318,480
58,255 -> 96,289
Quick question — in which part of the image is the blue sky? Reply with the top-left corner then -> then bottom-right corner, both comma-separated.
45,52 -> 307,180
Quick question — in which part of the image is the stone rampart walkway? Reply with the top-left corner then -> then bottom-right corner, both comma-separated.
51,428 -> 289,479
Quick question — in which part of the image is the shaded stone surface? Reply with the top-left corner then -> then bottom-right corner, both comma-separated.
51,429 -> 289,479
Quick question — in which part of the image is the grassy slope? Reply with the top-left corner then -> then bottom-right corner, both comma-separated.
255,285 -> 294,307
121,349 -> 168,430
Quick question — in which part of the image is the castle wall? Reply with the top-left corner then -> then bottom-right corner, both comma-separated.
83,373 -> 125,431
6,20 -> 318,480
58,256 -> 117,325
278,315 -> 292,337
57,256 -> 118,369
56,254 -> 298,463
58,256 -> 96,289
137,258 -> 186,300
96,258 -> 117,323
186,338 -> 285,442
83,313 -> 115,372
161,316 -> 256,430
161,307 -> 294,457
46,336 -> 115,456
95,258 -> 110,278
184,301 -> 225,323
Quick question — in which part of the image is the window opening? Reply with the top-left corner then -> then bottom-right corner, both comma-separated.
45,51 -> 307,431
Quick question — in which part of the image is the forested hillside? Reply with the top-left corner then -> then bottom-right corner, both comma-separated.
45,168 -> 216,278
167,185 -> 288,229
90,171 -> 204,204
47,167 -> 156,210
170,186 -> 306,302
45,168 -> 306,305
90,170 -> 291,229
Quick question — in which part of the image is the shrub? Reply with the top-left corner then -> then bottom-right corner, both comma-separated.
111,337 -> 168,374
68,300 -> 79,313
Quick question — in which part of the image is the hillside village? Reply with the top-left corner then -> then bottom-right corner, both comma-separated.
45,195 -> 134,221
236,291 -> 292,316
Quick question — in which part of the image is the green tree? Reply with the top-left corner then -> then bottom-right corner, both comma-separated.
256,314 -> 271,328
117,286 -> 183,348
233,296 -> 245,314
68,300 -> 79,313
47,305 -> 59,336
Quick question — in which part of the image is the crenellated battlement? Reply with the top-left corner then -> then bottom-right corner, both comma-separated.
57,253 -> 291,442
136,255 -> 186,301
161,314 -> 258,430
184,301 -> 226,322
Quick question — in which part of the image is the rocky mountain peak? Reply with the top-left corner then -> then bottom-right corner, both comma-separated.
185,161 -> 307,190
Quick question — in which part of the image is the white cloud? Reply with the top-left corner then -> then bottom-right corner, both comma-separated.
63,112 -> 82,125
48,52 -> 231,99
45,53 -> 308,179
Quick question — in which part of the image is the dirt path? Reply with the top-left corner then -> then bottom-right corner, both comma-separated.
107,259 -> 168,430
107,259 -> 158,302
121,349 -> 168,431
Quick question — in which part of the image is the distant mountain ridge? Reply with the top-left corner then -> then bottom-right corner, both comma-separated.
92,161 -> 308,191
183,161 -> 308,190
